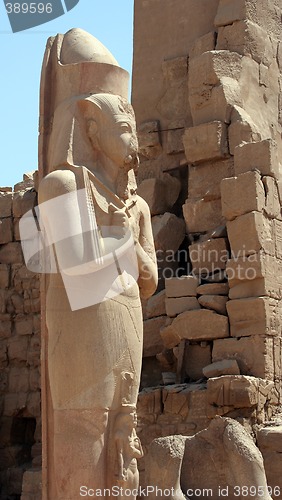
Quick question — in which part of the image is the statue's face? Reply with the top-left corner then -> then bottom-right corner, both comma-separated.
100,113 -> 138,170
92,98 -> 139,171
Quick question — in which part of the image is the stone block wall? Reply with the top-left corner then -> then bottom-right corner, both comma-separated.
133,0 -> 282,492
0,175 -> 41,499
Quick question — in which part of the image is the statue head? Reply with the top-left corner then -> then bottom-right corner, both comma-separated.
115,405 -> 138,434
39,28 -> 134,178
79,93 -> 139,173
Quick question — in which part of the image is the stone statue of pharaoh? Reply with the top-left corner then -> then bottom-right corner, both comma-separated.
38,29 -> 158,499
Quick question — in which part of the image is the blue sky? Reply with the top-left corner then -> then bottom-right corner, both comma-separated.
0,0 -> 134,187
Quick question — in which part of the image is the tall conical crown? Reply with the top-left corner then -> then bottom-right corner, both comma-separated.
60,28 -> 119,65
50,28 -> 129,110
39,28 -> 129,177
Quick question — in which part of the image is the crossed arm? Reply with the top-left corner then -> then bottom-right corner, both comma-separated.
38,170 -> 158,298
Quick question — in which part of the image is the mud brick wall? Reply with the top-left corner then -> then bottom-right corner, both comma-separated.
0,174 -> 41,499
133,0 -> 282,493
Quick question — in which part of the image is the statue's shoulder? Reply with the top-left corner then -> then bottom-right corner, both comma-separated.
38,169 -> 77,203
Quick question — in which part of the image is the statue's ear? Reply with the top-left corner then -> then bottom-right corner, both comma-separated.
77,99 -> 101,150
86,119 -> 100,150
88,120 -> 98,136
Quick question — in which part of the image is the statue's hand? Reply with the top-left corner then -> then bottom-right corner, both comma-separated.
109,204 -> 129,236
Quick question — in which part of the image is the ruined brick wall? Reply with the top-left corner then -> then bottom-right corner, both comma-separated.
133,0 -> 282,492
0,175 -> 41,499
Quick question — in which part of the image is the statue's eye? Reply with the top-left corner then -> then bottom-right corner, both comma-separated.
120,123 -> 131,132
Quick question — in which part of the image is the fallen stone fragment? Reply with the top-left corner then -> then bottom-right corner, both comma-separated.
212,336 -> 274,379
146,435 -> 187,500
181,416 -> 272,499
198,294 -> 228,315
203,359 -> 240,378
257,425 -> 282,497
161,309 -> 229,347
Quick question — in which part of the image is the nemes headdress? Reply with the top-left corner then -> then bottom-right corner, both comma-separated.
39,28 -> 130,177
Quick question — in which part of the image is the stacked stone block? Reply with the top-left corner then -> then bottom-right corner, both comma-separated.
135,0 -> 282,406
0,175 -> 41,499
133,0 -> 282,493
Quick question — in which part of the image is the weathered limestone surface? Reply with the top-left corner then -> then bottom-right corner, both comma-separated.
188,159 -> 234,202
183,121 -> 229,164
183,198 -> 224,233
145,436 -> 187,499
21,469 -> 42,500
215,0 -> 282,37
228,107 -> 261,155
203,359 -> 240,378
189,238 -> 228,275
143,316 -> 167,357
227,212 -> 274,257
0,181 -> 41,500
137,120 -> 162,159
197,282 -> 229,295
181,417 -> 272,499
207,376 -> 275,419
152,213 -> 185,253
221,170 -> 265,221
257,426 -> 282,498
263,176 -> 281,219
161,309 -> 229,346
165,296 -> 200,317
198,294 -> 228,315
226,297 -> 276,337
217,20 -> 274,65
188,51 -> 242,125
0,191 -> 13,217
132,0 -> 220,127
212,336 -> 275,379
137,174 -> 181,215
142,416 -> 275,499
226,253 -> 282,295
143,289 -> 166,320
189,31 -> 216,60
234,140 -> 279,178
131,0 -> 281,494
165,276 -> 199,298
